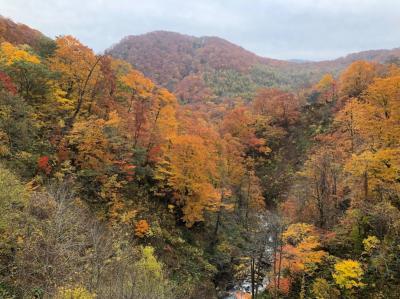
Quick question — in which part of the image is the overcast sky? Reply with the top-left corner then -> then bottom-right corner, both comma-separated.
1,0 -> 399,60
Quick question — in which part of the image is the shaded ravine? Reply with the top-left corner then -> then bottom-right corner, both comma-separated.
222,214 -> 278,298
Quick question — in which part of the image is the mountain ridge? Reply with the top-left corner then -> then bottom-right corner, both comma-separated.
1,16 -> 398,66
0,15 -> 44,48
108,30 -> 400,65
2,17 -> 399,96
107,30 -> 400,95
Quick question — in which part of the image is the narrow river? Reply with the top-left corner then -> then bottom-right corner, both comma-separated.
222,214 -> 276,298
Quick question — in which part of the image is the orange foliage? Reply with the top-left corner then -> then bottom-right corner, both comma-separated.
268,277 -> 291,295
339,61 -> 378,98
134,220 -> 150,238
279,223 -> 327,274
253,88 -> 300,127
220,106 -> 268,153
234,291 -> 252,299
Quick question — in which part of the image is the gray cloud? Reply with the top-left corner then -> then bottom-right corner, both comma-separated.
1,0 -> 399,60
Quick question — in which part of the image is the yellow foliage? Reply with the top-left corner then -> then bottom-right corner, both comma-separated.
157,104 -> 178,141
363,235 -> 380,254
0,42 -> 40,65
56,286 -> 95,299
280,223 -> 327,274
0,165 -> 28,251
49,35 -> 100,113
0,130 -> 10,156
50,83 -> 74,112
120,209 -> 137,224
332,259 -> 365,289
312,278 -> 340,299
314,73 -> 336,103
282,223 -> 315,245
105,110 -> 121,126
102,175 -> 126,221
337,75 -> 400,200
156,134 -> 220,227
137,246 -> 163,279
67,116 -> 118,170
316,73 -> 335,91
121,69 -> 155,98
345,149 -> 400,196
365,76 -> 400,121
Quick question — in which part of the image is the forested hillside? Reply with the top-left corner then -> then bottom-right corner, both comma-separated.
0,16 -> 52,51
107,31 -> 327,99
108,31 -> 400,103
0,17 -> 399,299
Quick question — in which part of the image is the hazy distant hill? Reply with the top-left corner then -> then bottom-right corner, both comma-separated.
336,47 -> 400,64
107,31 -> 289,91
107,31 -> 400,101
107,31 -> 321,100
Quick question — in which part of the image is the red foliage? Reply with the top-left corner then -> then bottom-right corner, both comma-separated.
175,74 -> 213,103
107,31 -> 286,90
147,145 -> 162,163
0,16 -> 43,48
114,159 -> 136,180
0,71 -> 17,94
37,156 -> 51,175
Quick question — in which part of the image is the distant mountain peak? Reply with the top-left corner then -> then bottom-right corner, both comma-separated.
107,30 -> 286,89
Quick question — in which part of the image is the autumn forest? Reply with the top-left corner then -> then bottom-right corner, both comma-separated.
0,13 -> 400,299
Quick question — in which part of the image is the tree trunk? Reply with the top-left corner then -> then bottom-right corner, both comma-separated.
251,257 -> 255,299
364,171 -> 368,201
